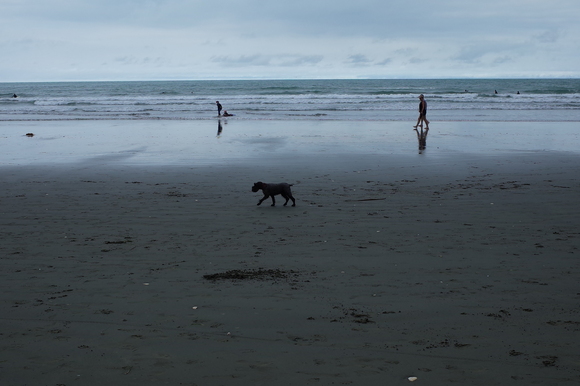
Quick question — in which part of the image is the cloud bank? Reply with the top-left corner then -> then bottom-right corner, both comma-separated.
0,0 -> 578,81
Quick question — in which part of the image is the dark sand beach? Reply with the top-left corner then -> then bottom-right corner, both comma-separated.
1,120 -> 579,385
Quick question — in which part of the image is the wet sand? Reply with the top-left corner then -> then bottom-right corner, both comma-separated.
0,120 -> 579,385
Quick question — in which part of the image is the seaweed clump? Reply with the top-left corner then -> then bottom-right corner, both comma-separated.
203,268 -> 294,282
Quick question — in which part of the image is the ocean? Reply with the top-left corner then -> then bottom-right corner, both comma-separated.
1,79 -> 579,122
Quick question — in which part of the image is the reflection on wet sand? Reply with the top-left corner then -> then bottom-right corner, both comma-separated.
414,127 -> 429,153
217,120 -> 223,137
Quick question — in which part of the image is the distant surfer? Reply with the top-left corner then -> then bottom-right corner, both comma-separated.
216,101 -> 222,116
12,94 -> 18,98
413,94 -> 429,130
222,110 -> 234,117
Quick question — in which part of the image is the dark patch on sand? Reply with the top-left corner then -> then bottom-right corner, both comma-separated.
203,268 -> 299,282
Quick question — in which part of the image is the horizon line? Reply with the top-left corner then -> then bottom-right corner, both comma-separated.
2,76 -> 580,84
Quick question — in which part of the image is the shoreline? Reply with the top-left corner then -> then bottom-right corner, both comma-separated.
2,107 -> 580,123
1,120 -> 579,168
1,121 -> 579,385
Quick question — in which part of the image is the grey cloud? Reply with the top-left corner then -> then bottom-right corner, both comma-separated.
376,58 -> 392,66
279,55 -> 323,66
409,57 -> 427,64
346,55 -> 394,67
212,54 -> 323,67
114,56 -> 167,66
453,40 -> 532,65
0,1 -> 512,37
534,29 -> 560,43
393,48 -> 416,56
493,56 -> 513,65
6,1 -> 577,38
211,55 -> 269,66
347,55 -> 372,65
454,46 -> 487,64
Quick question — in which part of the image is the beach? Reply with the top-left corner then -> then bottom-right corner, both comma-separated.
1,120 -> 579,385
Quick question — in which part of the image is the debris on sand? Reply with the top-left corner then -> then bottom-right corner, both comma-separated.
203,268 -> 297,282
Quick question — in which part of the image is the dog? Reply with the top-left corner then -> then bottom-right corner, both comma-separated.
252,182 -> 296,207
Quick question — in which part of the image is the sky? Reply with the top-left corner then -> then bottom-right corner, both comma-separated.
1,0 -> 579,82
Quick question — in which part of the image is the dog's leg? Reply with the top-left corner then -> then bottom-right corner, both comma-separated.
270,195 -> 276,206
289,194 -> 296,207
257,194 -> 269,206
281,193 -> 290,206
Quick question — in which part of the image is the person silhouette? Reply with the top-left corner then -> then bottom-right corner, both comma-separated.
413,94 -> 429,130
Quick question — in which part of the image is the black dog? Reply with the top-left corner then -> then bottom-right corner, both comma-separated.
252,182 -> 296,207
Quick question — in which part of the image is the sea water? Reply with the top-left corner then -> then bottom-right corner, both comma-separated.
1,79 -> 579,122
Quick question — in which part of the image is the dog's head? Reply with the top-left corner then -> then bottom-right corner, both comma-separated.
251,182 -> 264,192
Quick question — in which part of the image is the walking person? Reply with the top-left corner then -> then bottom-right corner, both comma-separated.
216,101 -> 222,116
413,94 -> 429,130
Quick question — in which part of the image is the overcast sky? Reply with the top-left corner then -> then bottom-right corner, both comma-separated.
1,0 -> 578,81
